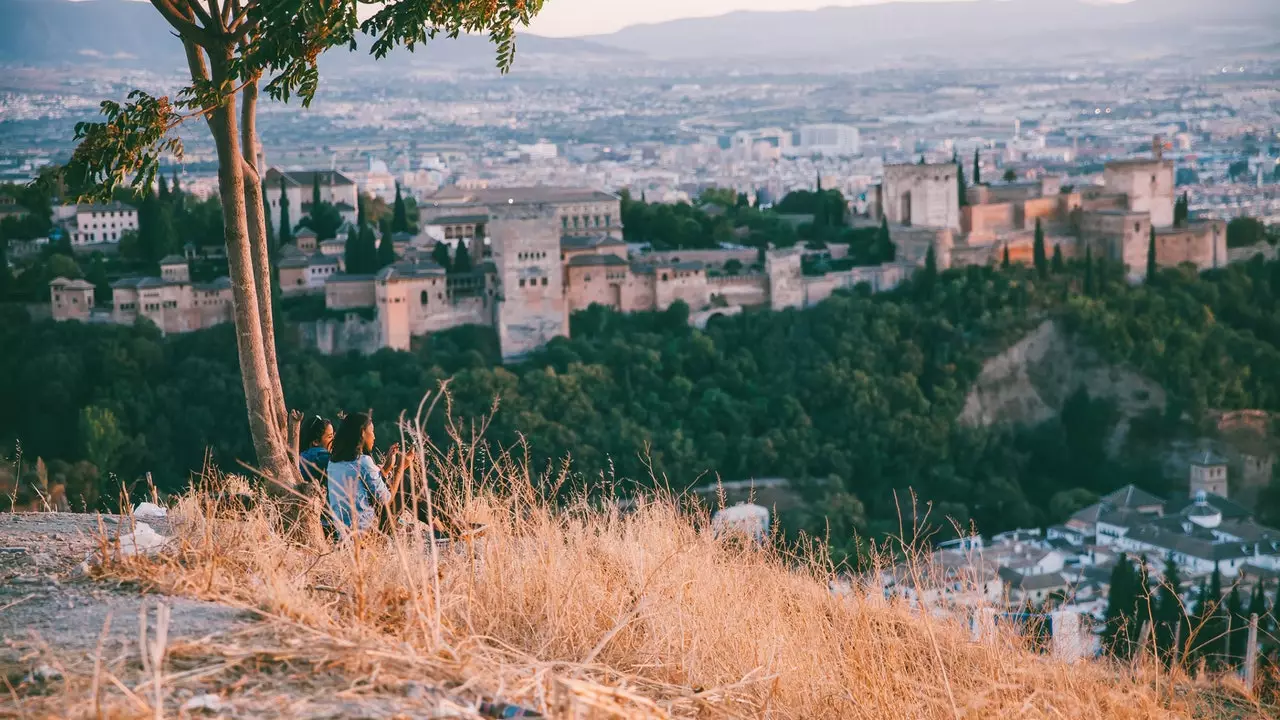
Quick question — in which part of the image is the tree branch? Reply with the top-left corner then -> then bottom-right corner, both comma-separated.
149,0 -> 211,44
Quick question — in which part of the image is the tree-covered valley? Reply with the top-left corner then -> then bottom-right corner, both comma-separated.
5,248 -> 1280,556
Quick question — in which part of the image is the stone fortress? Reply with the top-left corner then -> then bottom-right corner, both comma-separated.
49,140 -> 1231,359
309,185 -> 906,359
880,136 -> 1227,281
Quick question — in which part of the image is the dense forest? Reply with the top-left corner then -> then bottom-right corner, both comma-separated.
6,244 -> 1280,554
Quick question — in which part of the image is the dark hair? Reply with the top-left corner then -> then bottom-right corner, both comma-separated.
301,416 -> 332,449
329,411 -> 372,463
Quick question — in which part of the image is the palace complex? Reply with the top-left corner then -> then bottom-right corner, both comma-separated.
50,142 -> 1231,360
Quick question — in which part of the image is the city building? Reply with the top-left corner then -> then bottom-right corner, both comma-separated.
264,168 -> 360,227
50,257 -> 233,335
418,186 -> 624,239
796,124 -> 861,157
55,201 -> 139,248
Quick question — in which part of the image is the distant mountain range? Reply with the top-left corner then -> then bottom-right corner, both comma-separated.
0,0 -> 629,70
585,0 -> 1280,63
2,0 -> 1278,70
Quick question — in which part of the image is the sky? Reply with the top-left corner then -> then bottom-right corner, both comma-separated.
525,0 -> 1138,37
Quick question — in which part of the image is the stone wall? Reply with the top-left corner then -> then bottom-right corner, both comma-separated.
640,248 -> 758,269
1156,221 -> 1227,271
708,274 -> 769,307
964,202 -> 1016,238
300,315 -> 383,356
1228,243 -> 1279,264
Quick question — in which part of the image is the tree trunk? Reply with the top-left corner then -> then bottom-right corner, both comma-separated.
206,51 -> 293,492
239,79 -> 288,430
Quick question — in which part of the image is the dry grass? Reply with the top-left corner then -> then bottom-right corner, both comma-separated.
11,408 -> 1276,718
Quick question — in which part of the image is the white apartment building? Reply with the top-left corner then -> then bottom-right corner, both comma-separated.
517,141 -> 558,161
263,169 -> 360,227
58,202 -> 139,246
795,124 -> 861,157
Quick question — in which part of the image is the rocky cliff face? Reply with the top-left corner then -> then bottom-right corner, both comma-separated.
960,320 -> 1166,451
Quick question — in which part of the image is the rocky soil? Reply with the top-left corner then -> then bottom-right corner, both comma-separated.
0,512 -> 502,719
959,319 -> 1166,453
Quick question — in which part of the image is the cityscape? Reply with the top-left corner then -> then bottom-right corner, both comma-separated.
4,0 -> 1280,715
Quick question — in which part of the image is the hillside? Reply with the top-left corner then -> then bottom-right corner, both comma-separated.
589,0 -> 1280,63
960,318 -> 1166,452
3,468 -> 1268,718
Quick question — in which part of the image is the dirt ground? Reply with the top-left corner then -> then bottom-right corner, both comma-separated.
0,512 -> 496,719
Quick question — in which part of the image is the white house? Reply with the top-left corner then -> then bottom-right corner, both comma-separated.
60,202 -> 139,247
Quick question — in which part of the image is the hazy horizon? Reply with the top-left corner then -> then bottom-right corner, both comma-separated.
59,0 -> 1141,39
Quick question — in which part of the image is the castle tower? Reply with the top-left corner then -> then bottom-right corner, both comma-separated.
1189,450 -> 1228,499
49,277 -> 96,321
159,255 -> 190,283
881,163 -> 961,232
490,208 -> 567,360
765,248 -> 804,310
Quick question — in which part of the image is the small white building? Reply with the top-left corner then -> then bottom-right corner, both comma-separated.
711,503 -> 769,544
60,202 -> 139,246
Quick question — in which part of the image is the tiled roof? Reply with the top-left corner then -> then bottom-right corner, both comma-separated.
377,261 -> 447,281
1101,484 -> 1165,509
49,277 -> 95,290
265,168 -> 356,187
561,235 -> 626,250
423,186 -> 617,206
567,254 -> 629,267
326,273 -> 377,284
427,214 -> 490,225
158,254 -> 187,265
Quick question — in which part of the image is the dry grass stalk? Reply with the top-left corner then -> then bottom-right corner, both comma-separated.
13,401 -> 1276,719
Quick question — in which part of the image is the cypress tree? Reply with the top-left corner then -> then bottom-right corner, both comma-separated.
1084,245 -> 1095,296
376,228 -> 396,269
1033,218 -> 1047,278
453,239 -> 473,273
357,193 -> 366,229
973,148 -> 981,185
311,173 -> 322,211
157,174 -> 170,203
955,151 -> 968,207
1146,225 -> 1158,282
1226,585 -> 1245,666
278,178 -> 292,245
1203,566 -> 1225,669
392,182 -> 409,233
1104,555 -> 1135,657
877,216 -> 895,263
343,226 -> 360,274
1001,243 -> 1010,270
816,172 -> 822,191
1051,243 -> 1064,274
1187,578 -> 1210,665
432,241 -> 452,271
1247,582 -> 1267,639
357,223 -> 378,274
919,244 -> 937,299
1154,557 -> 1184,659
0,228 -> 11,299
